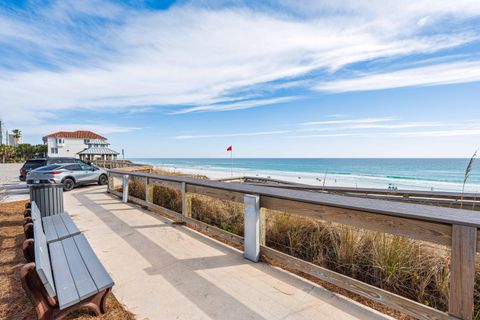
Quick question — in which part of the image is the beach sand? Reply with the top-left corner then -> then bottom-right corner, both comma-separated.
152,164 -> 473,192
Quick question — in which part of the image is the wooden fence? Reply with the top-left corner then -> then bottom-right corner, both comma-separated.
220,176 -> 480,210
107,169 -> 480,320
92,159 -> 150,169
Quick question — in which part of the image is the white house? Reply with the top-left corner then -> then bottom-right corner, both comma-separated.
42,130 -> 119,160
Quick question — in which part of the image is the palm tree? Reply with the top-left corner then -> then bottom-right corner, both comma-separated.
11,129 -> 21,146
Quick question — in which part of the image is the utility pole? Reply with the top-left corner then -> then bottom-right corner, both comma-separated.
0,120 -> 3,145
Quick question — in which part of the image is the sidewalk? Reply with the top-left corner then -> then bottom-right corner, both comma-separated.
64,185 -> 392,320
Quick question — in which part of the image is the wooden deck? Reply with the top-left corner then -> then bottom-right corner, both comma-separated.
64,186 -> 392,320
107,169 -> 480,320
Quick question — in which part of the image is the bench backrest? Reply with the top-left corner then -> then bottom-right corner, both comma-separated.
33,215 -> 56,297
31,201 -> 41,221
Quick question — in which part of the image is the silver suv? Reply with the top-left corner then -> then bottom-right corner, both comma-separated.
26,163 -> 108,191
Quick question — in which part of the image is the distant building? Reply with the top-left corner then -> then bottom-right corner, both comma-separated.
42,130 -> 119,160
7,133 -> 18,146
78,139 -> 119,161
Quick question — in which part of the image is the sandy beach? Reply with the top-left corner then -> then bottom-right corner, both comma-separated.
151,164 -> 477,193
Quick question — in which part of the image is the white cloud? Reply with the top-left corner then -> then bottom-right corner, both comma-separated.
175,130 -> 290,139
20,124 -> 141,136
316,61 -> 480,92
171,97 -> 297,114
394,129 -> 480,137
0,0 -> 479,127
301,117 -> 395,126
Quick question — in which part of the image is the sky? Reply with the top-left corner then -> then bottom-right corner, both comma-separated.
1,0 -> 480,158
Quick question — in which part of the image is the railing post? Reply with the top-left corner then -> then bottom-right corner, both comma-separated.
448,224 -> 476,319
146,178 -> 154,203
260,207 -> 266,246
107,171 -> 111,192
122,175 -> 129,203
244,194 -> 260,262
181,182 -> 189,221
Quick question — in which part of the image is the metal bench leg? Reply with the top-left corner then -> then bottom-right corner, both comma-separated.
23,217 -> 33,227
100,287 -> 112,313
21,263 -> 112,320
20,263 -> 57,320
52,289 -> 111,319
22,239 -> 35,262
24,222 -> 33,239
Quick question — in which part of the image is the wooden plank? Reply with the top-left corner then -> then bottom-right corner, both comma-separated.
61,237 -> 97,300
60,213 -> 81,236
33,219 -> 56,297
259,208 -> 266,246
73,234 -> 114,292
49,241 -> 79,309
150,178 -> 182,190
448,225 -> 477,319
260,246 -> 453,320
42,217 -> 59,244
146,180 -> 154,203
261,196 -> 453,247
108,169 -> 480,228
181,182 -> 188,218
186,184 -> 244,203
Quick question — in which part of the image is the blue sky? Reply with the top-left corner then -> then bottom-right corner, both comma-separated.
1,0 -> 480,157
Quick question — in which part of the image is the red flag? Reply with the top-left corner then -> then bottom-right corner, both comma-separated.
227,146 -> 232,151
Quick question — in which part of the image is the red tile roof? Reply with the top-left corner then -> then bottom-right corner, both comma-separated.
42,130 -> 107,141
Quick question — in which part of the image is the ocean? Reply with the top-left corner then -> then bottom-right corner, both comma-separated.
130,158 -> 480,192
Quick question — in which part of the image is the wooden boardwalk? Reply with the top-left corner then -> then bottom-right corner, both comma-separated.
64,186 -> 391,320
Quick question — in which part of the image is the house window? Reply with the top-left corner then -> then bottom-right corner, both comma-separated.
51,147 -> 58,154
84,139 -> 90,144
56,138 -> 64,144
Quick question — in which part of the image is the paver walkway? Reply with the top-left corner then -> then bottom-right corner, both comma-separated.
65,185 -> 392,320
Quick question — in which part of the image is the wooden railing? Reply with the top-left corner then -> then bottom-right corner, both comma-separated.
220,176 -> 480,210
107,169 -> 480,320
92,160 -> 150,169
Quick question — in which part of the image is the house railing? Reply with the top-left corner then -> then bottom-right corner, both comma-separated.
107,169 -> 480,320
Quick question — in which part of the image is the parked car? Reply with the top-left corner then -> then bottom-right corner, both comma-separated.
19,157 -> 91,181
26,163 -> 108,191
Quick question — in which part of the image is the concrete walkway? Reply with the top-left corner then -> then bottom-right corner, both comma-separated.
65,185 -> 391,320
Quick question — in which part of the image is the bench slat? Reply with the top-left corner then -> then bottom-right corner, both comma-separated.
51,214 -> 69,240
61,238 -> 98,300
50,241 -> 80,309
42,218 -> 58,244
31,201 -> 41,221
33,217 -> 56,297
73,234 -> 114,291
60,213 -> 81,236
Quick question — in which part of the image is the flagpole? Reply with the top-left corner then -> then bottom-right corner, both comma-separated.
230,149 -> 233,177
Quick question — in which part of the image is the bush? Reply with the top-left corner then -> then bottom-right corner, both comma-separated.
128,179 -> 145,200
190,194 -> 244,236
152,185 -> 182,213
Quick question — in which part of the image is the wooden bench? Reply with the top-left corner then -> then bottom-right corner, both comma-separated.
21,202 -> 114,320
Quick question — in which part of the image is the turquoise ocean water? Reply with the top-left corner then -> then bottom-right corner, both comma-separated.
130,158 -> 480,192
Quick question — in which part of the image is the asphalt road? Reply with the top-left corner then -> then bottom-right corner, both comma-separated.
0,163 -> 29,203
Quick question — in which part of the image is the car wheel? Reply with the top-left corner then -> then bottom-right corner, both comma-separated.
98,174 -> 108,185
63,178 -> 75,191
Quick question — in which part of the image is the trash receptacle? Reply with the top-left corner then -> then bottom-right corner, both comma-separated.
29,183 -> 64,217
